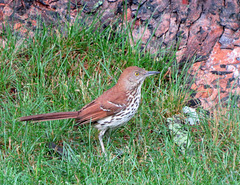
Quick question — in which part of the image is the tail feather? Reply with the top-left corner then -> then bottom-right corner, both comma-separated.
19,111 -> 78,122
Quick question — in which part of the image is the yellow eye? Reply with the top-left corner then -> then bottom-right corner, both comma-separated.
135,72 -> 139,76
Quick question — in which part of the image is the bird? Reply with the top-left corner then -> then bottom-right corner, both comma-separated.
20,66 -> 160,155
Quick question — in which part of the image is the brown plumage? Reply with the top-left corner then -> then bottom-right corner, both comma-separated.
20,66 -> 160,155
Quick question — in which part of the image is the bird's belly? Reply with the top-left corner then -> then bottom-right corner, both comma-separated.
95,96 -> 140,131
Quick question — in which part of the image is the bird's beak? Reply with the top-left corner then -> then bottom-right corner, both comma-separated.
145,71 -> 160,76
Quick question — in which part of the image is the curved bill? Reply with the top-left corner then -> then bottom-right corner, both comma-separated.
145,71 -> 160,76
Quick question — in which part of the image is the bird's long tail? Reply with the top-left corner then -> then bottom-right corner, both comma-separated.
19,111 -> 78,122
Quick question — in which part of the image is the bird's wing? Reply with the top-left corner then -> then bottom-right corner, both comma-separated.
76,89 -> 127,124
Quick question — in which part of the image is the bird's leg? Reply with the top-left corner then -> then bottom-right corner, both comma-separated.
98,129 -> 107,156
105,129 -> 112,144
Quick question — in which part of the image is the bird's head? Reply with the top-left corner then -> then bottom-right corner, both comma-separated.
117,66 -> 160,91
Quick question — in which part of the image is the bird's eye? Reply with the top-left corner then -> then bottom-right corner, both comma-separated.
135,72 -> 139,76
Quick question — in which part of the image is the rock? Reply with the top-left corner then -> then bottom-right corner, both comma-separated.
219,29 -> 235,49
233,30 -> 240,47
0,10 -> 3,21
185,0 -> 202,26
3,5 -> 13,18
155,0 -> 169,13
163,12 -> 179,47
220,0 -> 240,31
191,42 -> 240,109
182,106 -> 199,126
167,114 -> 194,154
1,0 -> 240,110
179,13 -> 223,63
154,12 -> 170,37
131,26 -> 151,45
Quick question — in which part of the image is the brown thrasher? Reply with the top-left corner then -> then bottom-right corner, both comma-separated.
20,66 -> 160,154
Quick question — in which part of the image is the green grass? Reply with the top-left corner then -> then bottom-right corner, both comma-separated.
0,14 -> 239,184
